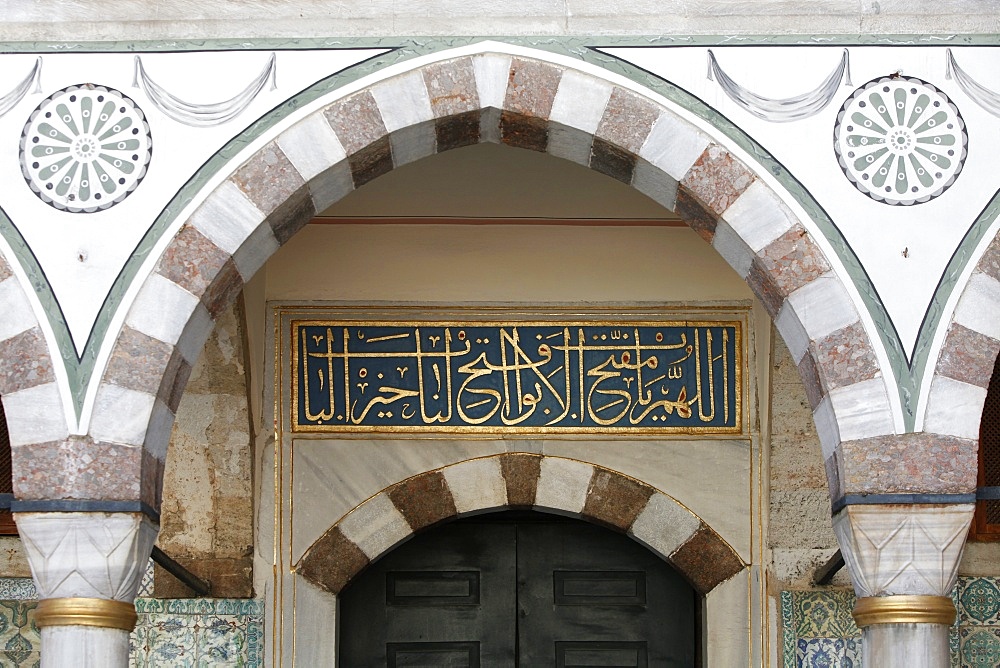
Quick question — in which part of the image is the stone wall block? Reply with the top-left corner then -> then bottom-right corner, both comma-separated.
232,141 -> 306,221
347,136 -> 395,187
442,458 -> 507,514
2,383 -> 69,448
680,144 -> 755,216
755,225 -> 832,299
812,321 -> 881,393
141,447 -> 165,511
581,468 -> 654,531
434,109 -> 481,152
263,184 -> 316,246
826,377 -> 895,444
297,527 -> 368,595
534,457 -> 593,515
837,433 -> 977,495
324,89 -> 389,153
0,276 -> 40,342
89,383 -> 156,449
782,273 -> 860,347
387,470 -> 458,531
638,111 -> 710,183
103,326 -> 174,398
936,322 -> 999,389
158,349 -> 193,414
594,87 -> 659,155
188,180 -> 266,257
125,273 -> 201,349
795,350 -> 825,410
499,111 -> 549,152
499,57 -> 562,152
976,232 -> 1000,284
232,221 -> 281,282
423,57 -> 480,118
746,257 -> 785,318
675,186 -> 720,243
924,375 -> 987,441
473,53 -> 512,111
12,436 -> 142,501
668,524 -> 745,594
631,157 -> 679,211
0,327 -> 55,395
628,492 -> 701,559
590,138 -> 637,184
710,220 -> 755,280
952,271 -> 1000,342
340,492 -> 413,560
720,179 -> 796,253
200,257 -> 245,319
155,224 -> 231,306
0,253 -> 11,282
499,452 -> 541,507
276,113 -> 348,183
547,122 -> 595,167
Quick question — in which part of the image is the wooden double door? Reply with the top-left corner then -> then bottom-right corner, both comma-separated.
339,513 -> 696,667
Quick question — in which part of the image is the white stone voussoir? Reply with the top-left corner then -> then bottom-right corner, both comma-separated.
125,273 -> 201,348
924,374 -> 988,441
534,457 -> 594,515
710,219 -> 755,279
144,398 -> 176,461
442,458 -> 507,514
638,111 -> 711,183
473,53 -> 512,110
2,382 -> 69,447
782,272 -> 860,346
549,69 -> 613,134
339,492 -> 411,560
628,492 -> 700,560
90,384 -> 157,447
774,298 -> 811,364
277,113 -> 349,183
175,302 -> 215,367
813,395 -> 842,461
720,179 -> 796,253
952,271 -> 1000,342
233,221 -> 281,282
0,276 -> 38,342
371,71 -> 435,132
827,378 -> 895,444
188,180 -> 266,256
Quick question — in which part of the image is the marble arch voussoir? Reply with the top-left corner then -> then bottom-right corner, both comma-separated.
296,454 -> 745,597
85,45 -> 901,510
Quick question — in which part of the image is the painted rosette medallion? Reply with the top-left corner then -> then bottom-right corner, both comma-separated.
834,76 -> 966,205
19,84 -> 152,213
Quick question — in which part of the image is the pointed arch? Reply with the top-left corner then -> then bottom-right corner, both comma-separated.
69,45 -> 899,513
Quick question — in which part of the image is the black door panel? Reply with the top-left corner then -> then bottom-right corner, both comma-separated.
339,515 -> 695,667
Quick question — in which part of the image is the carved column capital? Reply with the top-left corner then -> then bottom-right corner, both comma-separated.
833,503 -> 973,598
16,512 -> 157,602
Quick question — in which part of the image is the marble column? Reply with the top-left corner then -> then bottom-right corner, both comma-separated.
15,512 -> 157,667
834,503 -> 973,668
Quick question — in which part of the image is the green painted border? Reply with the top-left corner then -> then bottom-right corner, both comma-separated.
0,35 -> 997,428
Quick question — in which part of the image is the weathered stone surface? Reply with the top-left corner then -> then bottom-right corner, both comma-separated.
348,136 -> 395,187
0,327 -> 54,395
158,351 -> 193,414
669,524 -> 744,594
813,321 -> 881,392
435,110 -> 481,152
154,554 -> 253,598
324,90 -> 389,154
681,145 -> 754,216
104,326 -> 174,397
232,141 -> 306,219
755,225 -> 831,298
675,186 -> 719,243
0,256 -> 11,282
795,350 -> 825,410
976,233 -> 1000,284
936,322 -> 999,389
746,257 -> 784,318
156,225 -> 231,304
499,111 -> 548,152
200,257 -> 244,319
504,57 -> 561,118
595,87 -> 659,155
267,185 -> 317,246
297,527 -> 369,595
424,57 -> 480,118
499,452 -> 541,507
388,470 -> 458,531
590,137 -> 636,184
837,433 -> 978,494
12,437 -> 142,501
582,468 -> 654,531
769,490 -> 837,549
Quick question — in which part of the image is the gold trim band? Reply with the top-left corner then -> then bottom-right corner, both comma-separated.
35,598 -> 137,631
853,595 -> 956,627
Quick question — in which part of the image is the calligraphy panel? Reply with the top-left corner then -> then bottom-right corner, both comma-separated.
292,321 -> 742,434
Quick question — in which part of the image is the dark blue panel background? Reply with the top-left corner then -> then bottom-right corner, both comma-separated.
294,322 -> 739,432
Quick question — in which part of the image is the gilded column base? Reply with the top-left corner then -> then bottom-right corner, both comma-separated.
35,598 -> 137,631
853,595 -> 956,627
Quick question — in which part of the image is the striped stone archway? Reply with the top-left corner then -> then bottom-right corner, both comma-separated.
56,44 -> 898,520
296,453 -> 745,596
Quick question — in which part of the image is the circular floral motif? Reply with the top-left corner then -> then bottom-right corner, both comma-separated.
834,76 -> 966,206
19,84 -> 152,213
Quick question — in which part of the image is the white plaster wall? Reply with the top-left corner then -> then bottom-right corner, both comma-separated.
2,1 -> 995,40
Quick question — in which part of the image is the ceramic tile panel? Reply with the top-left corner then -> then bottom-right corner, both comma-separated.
780,577 -> 1000,667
